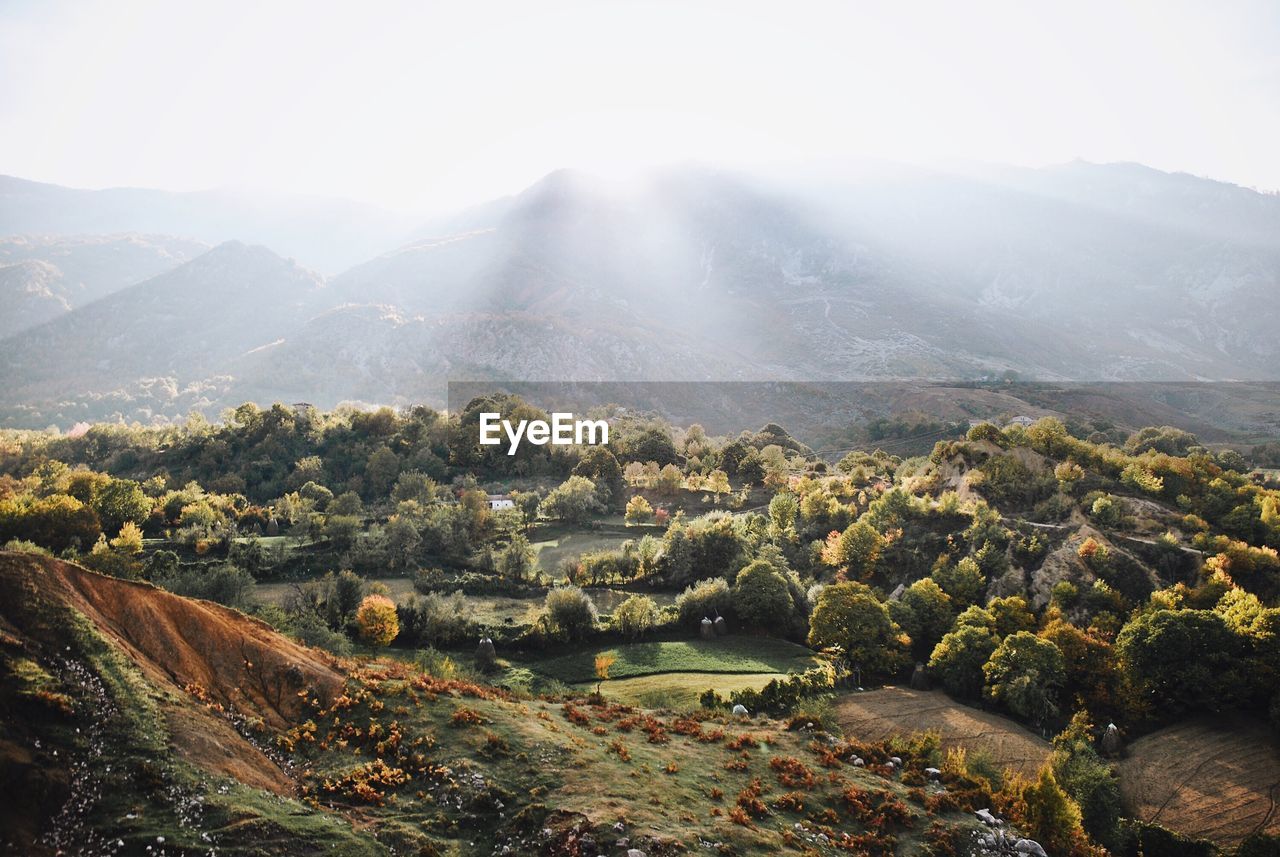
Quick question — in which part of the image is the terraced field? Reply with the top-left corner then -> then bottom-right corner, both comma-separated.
834,687 -> 1051,777
1117,715 -> 1280,849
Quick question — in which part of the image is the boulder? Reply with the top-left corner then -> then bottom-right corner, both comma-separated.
924,767 -> 942,780
627,851 -> 647,857
1014,839 -> 1048,857
976,808 -> 998,826
731,703 -> 749,717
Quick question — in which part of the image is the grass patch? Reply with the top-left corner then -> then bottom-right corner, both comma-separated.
524,636 -> 818,684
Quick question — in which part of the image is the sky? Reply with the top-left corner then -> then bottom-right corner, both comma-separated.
2,0 -> 1278,214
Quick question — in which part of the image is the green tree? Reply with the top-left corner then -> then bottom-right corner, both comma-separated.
983,631 -> 1065,725
93,479 -> 152,534
732,559 -> 794,633
540,475 -> 605,524
768,492 -> 799,535
573,446 -> 625,509
540,586 -> 598,642
497,532 -> 535,582
1016,766 -> 1087,856
808,581 -> 909,679
383,515 -> 421,569
929,625 -> 998,698
930,556 -> 986,607
891,578 -> 954,660
822,520 -> 884,578
1115,608 -> 1247,717
613,594 -> 659,639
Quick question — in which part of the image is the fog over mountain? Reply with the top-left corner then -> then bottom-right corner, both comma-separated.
1,161 -> 1278,427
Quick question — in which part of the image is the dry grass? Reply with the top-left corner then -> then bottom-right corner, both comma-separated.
1117,715 -> 1280,849
834,686 -> 1051,777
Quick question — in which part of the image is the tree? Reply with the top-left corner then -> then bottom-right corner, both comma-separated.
391,470 -> 437,505
732,559 -> 794,633
573,446 -> 625,509
109,521 -> 144,555
657,464 -> 685,495
364,446 -> 401,498
808,581 -> 910,679
325,514 -> 362,549
627,428 -> 681,466
94,479 -> 152,534
929,625 -> 998,698
540,475 -> 605,524
1115,608 -> 1247,717
891,578 -> 954,660
330,570 -> 366,627
1039,619 -> 1120,717
930,556 -> 985,607
675,577 -> 733,628
541,586 -> 598,642
613,594 -> 659,639
768,492 -> 798,535
383,515 -> 421,568
497,532 -> 535,582
594,652 -> 616,696
1015,766 -> 1087,856
821,520 -> 884,578
988,595 -> 1036,638
625,494 -> 654,525
983,631 -> 1065,725
705,469 -> 731,499
356,595 -> 400,646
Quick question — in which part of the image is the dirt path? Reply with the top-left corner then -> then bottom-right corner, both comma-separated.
834,686 -> 1051,778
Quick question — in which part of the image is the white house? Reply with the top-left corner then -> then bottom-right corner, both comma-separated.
487,494 -> 515,511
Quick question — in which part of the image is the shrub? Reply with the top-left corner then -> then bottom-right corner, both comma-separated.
540,586 -> 598,642
613,594 -> 659,639
155,563 -> 255,608
355,595 -> 400,646
676,577 -> 733,628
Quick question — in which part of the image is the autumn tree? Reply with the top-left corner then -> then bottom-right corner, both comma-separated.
356,594 -> 400,646
808,581 -> 909,679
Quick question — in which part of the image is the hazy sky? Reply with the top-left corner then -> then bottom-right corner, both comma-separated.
2,0 -> 1278,213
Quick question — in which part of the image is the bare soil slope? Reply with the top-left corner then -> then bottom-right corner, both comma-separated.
0,552 -> 343,728
1117,715 -> 1280,849
835,686 -> 1051,777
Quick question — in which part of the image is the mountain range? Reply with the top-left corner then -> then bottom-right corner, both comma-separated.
1,161 -> 1278,430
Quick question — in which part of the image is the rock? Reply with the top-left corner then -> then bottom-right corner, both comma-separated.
976,808 -> 998,826
890,756 -> 902,767
924,767 -> 942,780
731,704 -> 749,717
613,822 -> 626,833
852,757 -> 865,767
888,583 -> 906,601
1014,839 -> 1048,857
627,850 -> 647,857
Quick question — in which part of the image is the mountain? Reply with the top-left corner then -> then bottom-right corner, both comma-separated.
0,175 -> 413,273
0,234 -> 207,338
0,242 -> 325,416
1,161 -> 1279,427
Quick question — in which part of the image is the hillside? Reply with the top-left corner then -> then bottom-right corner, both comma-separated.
0,553 -> 999,856
2,162 -> 1280,427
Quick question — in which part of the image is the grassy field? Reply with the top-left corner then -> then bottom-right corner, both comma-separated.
529,530 -> 633,577
523,635 -> 819,684
835,686 -> 1051,778
1117,714 -> 1280,849
573,670 -> 793,708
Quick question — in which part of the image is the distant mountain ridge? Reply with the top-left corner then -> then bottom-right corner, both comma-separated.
0,161 -> 1278,427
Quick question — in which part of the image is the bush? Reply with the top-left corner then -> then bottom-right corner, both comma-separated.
676,577 -> 733,628
155,563 -> 255,608
355,595 -> 400,646
613,594 -> 659,639
286,610 -> 353,655
539,586 -> 598,642
731,560 -> 794,634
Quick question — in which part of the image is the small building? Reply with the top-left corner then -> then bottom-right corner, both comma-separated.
1005,415 -> 1036,429
487,494 -> 515,511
